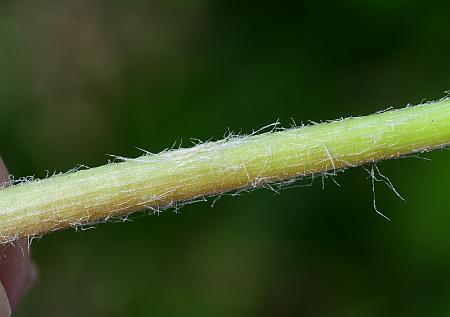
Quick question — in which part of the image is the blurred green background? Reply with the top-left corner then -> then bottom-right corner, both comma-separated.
1,1 -> 450,316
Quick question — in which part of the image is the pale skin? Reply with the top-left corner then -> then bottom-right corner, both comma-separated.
0,157 -> 36,316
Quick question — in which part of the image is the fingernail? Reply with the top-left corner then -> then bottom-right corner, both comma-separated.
0,282 -> 11,317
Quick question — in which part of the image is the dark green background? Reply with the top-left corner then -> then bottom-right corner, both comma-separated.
1,1 -> 449,316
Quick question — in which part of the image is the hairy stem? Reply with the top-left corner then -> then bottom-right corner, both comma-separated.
0,100 -> 449,243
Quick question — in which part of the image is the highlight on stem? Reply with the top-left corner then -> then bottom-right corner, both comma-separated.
0,98 -> 449,244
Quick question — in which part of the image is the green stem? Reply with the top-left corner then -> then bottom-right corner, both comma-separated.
0,99 -> 449,243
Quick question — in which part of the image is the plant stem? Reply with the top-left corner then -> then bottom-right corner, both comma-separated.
0,100 -> 449,243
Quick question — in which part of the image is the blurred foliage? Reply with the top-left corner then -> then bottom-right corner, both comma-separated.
0,0 -> 449,316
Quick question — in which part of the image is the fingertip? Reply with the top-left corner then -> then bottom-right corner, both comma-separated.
0,240 -> 37,311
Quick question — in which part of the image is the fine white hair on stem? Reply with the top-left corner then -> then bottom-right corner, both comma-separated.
0,98 -> 449,244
